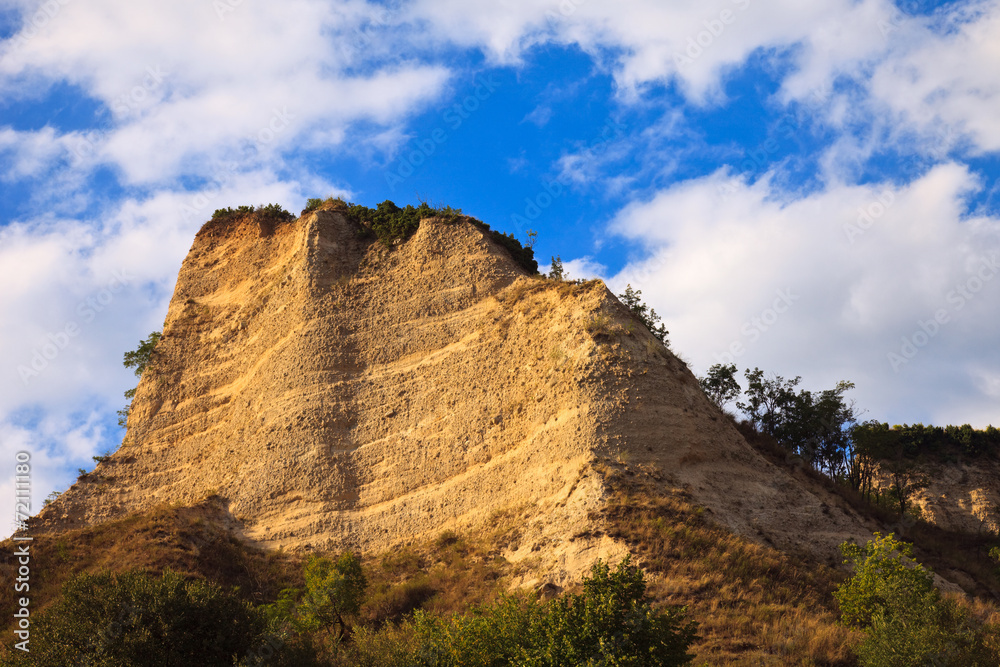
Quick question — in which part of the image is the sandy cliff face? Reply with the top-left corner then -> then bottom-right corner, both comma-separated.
904,462 -> 1000,534
37,207 -> 875,578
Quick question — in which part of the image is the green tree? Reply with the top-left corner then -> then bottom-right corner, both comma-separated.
118,331 -> 162,429
618,285 -> 669,345
698,363 -> 741,409
835,533 -> 998,666
123,331 -> 162,378
548,255 -> 565,281
736,368 -> 857,474
736,368 -> 800,438
267,553 -> 367,643
8,569 -> 312,666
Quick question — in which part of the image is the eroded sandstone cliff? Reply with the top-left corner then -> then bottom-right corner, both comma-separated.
37,205 -> 877,582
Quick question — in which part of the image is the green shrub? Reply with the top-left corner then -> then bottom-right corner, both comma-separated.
118,331 -> 161,430
413,557 -> 697,666
618,284 -> 668,344
304,198 -> 324,212
342,199 -> 538,274
266,552 -> 367,642
835,533 -> 1000,666
7,569 -> 315,666
211,204 -> 294,223
482,228 -> 538,275
212,205 -> 254,220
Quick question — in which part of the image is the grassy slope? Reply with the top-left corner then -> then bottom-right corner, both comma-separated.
5,451 -> 999,665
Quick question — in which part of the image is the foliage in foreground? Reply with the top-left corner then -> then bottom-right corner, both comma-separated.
9,554 -> 694,667
337,557 -> 696,667
835,533 -> 1000,666
266,552 -> 367,643
3,570 -> 318,666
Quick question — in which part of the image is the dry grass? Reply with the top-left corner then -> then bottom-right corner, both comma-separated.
597,474 -> 861,666
0,496 -> 304,644
361,520 -> 522,628
736,420 -> 1000,601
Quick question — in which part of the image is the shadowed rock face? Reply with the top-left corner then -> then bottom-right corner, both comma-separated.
888,462 -> 1000,534
38,207 -> 876,579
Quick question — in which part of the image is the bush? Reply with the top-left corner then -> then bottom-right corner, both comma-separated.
413,557 -> 697,666
266,552 -> 367,642
344,200 -> 438,245
342,199 -> 538,274
118,331 -> 161,429
8,569 -> 315,666
618,285 -> 668,344
212,205 -> 254,220
211,204 -> 294,223
835,533 -> 1000,666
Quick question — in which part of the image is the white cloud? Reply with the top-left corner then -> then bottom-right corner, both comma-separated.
405,0 -> 898,102
0,0 -> 452,185
603,163 -> 1000,428
865,1 -> 1000,154
0,126 -> 68,178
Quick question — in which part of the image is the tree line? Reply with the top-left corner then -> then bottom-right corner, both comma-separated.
698,363 -> 998,518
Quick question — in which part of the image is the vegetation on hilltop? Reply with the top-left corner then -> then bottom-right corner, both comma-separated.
618,284 -> 669,344
211,203 -> 295,224
698,364 -> 999,491
303,196 -> 539,274
696,363 -> 1000,662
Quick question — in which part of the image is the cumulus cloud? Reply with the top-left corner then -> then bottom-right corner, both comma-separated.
866,1 -> 1000,154
0,0 -> 451,184
405,0 -> 900,102
598,163 -> 1000,428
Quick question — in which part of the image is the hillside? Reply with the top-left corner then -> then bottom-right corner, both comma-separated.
9,203 -> 1000,663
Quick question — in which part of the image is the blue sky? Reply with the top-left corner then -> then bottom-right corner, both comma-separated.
1,0 -> 999,534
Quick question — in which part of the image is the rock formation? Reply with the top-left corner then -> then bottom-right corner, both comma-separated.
37,204 -> 877,582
